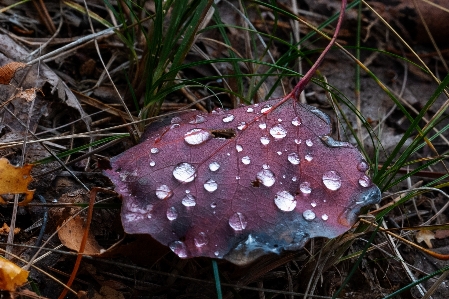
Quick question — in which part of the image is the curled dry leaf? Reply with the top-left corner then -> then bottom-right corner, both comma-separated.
0,257 -> 29,291
0,158 -> 34,206
58,215 -> 105,255
0,61 -> 26,85
104,99 -> 381,265
416,230 -> 435,248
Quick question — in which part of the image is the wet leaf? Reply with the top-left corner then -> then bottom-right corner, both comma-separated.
0,158 -> 34,206
104,99 -> 381,265
0,257 -> 29,291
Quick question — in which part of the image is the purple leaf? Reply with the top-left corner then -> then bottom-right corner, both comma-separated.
104,99 -> 380,265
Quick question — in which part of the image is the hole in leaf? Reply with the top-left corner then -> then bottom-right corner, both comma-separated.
251,180 -> 260,188
211,129 -> 236,139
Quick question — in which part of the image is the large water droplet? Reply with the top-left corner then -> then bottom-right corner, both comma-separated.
305,154 -> 313,162
189,114 -> 207,124
237,122 -> 246,130
300,182 -> 311,194
322,170 -> 341,191
184,128 -> 212,145
194,232 -> 209,247
288,153 -> 300,165
274,190 -> 296,212
156,185 -> 172,199
260,136 -> 270,145
291,117 -> 301,126
229,212 -> 247,231
303,210 -> 316,221
256,169 -> 276,187
270,124 -> 287,139
166,206 -> 178,220
321,214 -> 329,221
182,194 -> 196,207
209,162 -> 220,172
259,123 -> 267,129
358,175 -> 371,187
357,161 -> 369,172
222,114 -> 235,123
236,145 -> 243,152
204,179 -> 218,192
173,162 -> 196,183
261,104 -> 272,113
169,241 -> 188,258
306,139 -> 313,147
151,148 -> 159,154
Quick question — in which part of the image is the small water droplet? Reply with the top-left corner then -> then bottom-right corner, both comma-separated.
274,190 -> 296,212
292,176 -> 297,182
222,114 -> 235,123
151,148 -> 159,154
204,179 -> 218,192
214,251 -> 219,256
211,202 -> 217,208
194,232 -> 209,247
262,164 -> 270,169
294,139 -> 301,145
256,169 -> 276,187
259,123 -> 267,129
171,116 -> 182,124
182,194 -> 196,207
357,161 -> 369,172
150,161 -> 156,167
169,241 -> 188,258
186,190 -> 190,194
170,124 -> 180,129
277,151 -> 282,156
358,175 -> 371,187
173,162 -> 197,183
261,105 -> 272,113
241,156 -> 251,165
305,154 -> 313,162
209,162 -> 220,172
322,171 -> 341,191
288,153 -> 300,165
311,202 -> 317,207
227,153 -> 230,156
303,210 -> 316,221
167,207 -> 178,221
321,214 -> 329,221
291,117 -> 301,126
278,118 -> 282,122
247,107 -> 254,113
306,139 -> 313,146
229,212 -> 247,231
236,145 -> 243,152
260,136 -> 270,145
236,176 -> 240,180
185,128 -> 212,146
270,124 -> 287,139
300,182 -> 311,194
156,185 -> 172,199
237,122 -> 246,130
189,114 -> 207,124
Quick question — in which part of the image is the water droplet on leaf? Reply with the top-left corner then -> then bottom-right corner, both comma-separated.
260,136 -> 270,145
259,123 -> 267,129
151,148 -> 159,154
358,175 -> 371,187
357,161 -> 369,172
156,185 -> 172,199
209,162 -> 220,172
204,179 -> 218,192
288,153 -> 300,165
305,154 -> 313,162
306,139 -> 313,146
167,206 -> 178,221
236,145 -> 243,152
274,190 -> 296,212
173,162 -> 197,183
237,122 -> 246,130
300,182 -> 311,194
322,214 -> 329,221
169,241 -> 188,258
303,210 -> 316,221
261,105 -> 272,113
149,161 -> 155,167
229,212 -> 247,231
184,128 -> 212,145
194,232 -> 209,247
189,114 -> 207,124
182,194 -> 196,207
256,169 -> 275,187
246,107 -> 254,113
322,170 -> 341,191
222,114 -> 235,123
270,124 -> 287,139
291,117 -> 301,126
241,156 -> 251,165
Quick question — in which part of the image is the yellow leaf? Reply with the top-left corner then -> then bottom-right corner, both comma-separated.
0,257 -> 29,291
0,158 -> 34,206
